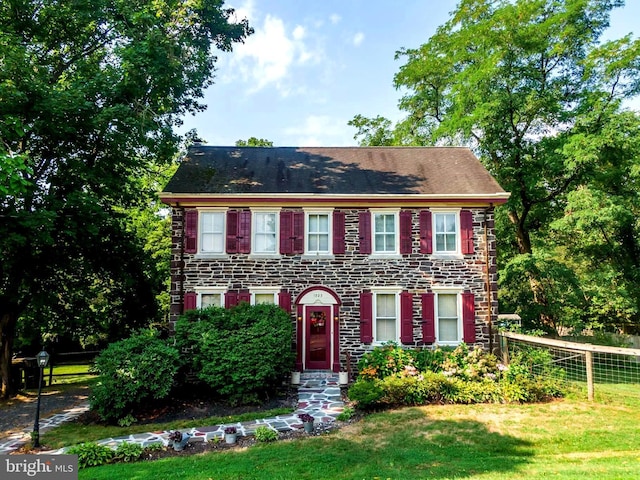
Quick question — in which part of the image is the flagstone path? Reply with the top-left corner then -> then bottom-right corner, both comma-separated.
0,372 -> 345,455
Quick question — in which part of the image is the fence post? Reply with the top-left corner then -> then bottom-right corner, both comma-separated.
585,351 -> 594,401
501,335 -> 509,365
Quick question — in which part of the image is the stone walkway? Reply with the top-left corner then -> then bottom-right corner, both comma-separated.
0,372 -> 345,455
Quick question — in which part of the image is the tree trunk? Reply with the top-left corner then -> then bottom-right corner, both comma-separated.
0,311 -> 18,399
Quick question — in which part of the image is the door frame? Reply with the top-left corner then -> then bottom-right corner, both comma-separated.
305,305 -> 332,370
294,286 -> 341,372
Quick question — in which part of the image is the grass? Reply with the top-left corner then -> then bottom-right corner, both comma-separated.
76,394 -> 640,480
42,406 -> 294,449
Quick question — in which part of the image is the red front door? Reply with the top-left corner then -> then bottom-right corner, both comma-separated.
305,305 -> 331,370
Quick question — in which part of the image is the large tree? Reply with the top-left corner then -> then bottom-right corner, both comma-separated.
0,0 -> 251,397
352,0 -> 640,331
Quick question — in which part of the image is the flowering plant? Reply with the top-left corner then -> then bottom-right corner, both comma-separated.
298,413 -> 314,423
224,426 -> 237,434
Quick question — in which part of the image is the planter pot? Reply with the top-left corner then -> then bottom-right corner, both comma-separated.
303,421 -> 314,434
224,433 -> 237,445
339,371 -> 349,385
291,371 -> 301,385
172,432 -> 191,451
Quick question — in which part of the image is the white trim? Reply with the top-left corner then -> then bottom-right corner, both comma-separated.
432,289 -> 463,346
431,209 -> 461,255
371,208 -> 400,255
198,209 -> 227,255
303,209 -> 333,256
194,287 -> 227,308
371,287 -> 402,343
251,209 -> 279,256
250,286 -> 281,305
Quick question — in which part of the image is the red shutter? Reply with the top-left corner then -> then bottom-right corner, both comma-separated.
238,210 -> 251,253
280,211 -> 293,254
359,291 -> 373,343
184,292 -> 197,311
333,210 -> 345,254
238,290 -> 251,304
184,210 -> 198,254
359,211 -> 371,254
400,210 -> 413,254
293,211 -> 304,254
421,293 -> 435,343
226,210 -> 239,253
419,210 -> 432,254
225,292 -> 238,309
400,291 -> 414,344
462,292 -> 476,343
460,210 -> 474,255
278,291 -> 292,313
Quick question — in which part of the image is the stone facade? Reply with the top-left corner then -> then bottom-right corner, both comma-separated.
168,206 -> 500,369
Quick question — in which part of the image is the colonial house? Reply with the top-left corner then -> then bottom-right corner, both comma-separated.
160,146 -> 509,372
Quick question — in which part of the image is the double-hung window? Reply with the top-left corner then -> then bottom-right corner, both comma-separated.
436,292 -> 460,344
253,211 -> 278,254
374,290 -> 399,342
306,211 -> 331,255
199,211 -> 225,254
196,288 -> 226,308
434,212 -> 458,254
251,287 -> 279,305
373,210 -> 398,254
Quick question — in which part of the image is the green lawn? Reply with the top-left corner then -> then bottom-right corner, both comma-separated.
77,397 -> 640,480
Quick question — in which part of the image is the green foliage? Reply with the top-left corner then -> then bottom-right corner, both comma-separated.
357,342 -> 415,380
235,137 -> 274,147
114,442 -> 143,463
254,425 -> 278,442
90,330 -> 179,423
336,406 -> 355,421
174,303 -> 295,403
350,344 -> 565,409
67,442 -> 114,469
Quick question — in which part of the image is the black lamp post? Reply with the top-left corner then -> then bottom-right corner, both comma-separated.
32,350 -> 50,448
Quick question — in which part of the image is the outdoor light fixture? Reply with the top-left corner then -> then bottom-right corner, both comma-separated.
32,350 -> 50,448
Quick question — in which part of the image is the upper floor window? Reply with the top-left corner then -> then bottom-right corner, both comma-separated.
253,211 -> 278,254
374,212 -> 397,253
200,211 -> 225,254
434,212 -> 458,253
306,212 -> 331,254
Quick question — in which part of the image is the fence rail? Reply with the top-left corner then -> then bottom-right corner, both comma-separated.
499,331 -> 640,402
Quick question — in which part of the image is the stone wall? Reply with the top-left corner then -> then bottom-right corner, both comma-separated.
169,207 -> 499,366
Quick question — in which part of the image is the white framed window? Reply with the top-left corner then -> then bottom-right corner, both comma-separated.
252,210 -> 278,254
373,288 -> 401,342
199,210 -> 225,254
433,211 -> 459,254
195,288 -> 226,308
372,210 -> 399,254
435,291 -> 461,345
305,211 -> 331,255
250,287 -> 279,305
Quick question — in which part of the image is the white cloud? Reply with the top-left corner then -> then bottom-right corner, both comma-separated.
353,32 -> 365,46
284,115 -> 355,146
221,5 -> 324,95
330,14 -> 341,25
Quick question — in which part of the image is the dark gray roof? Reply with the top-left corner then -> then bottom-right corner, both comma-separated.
162,146 -> 507,196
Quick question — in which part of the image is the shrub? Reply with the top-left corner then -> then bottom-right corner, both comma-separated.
254,425 -> 278,442
175,303 -> 295,403
114,442 -> 143,463
90,329 -> 179,423
67,442 -> 114,469
357,342 -> 415,380
348,379 -> 384,409
336,406 -> 355,421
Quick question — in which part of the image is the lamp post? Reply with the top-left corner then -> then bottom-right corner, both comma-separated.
32,350 -> 50,448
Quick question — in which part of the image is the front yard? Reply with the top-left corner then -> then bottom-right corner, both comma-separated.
78,395 -> 640,479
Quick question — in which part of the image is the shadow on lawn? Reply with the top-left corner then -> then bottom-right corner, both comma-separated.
80,407 -> 534,480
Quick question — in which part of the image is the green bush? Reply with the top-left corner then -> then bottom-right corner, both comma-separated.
114,442 -> 143,463
67,442 -> 114,469
90,329 -> 180,423
348,379 -> 384,409
175,303 -> 295,403
254,425 -> 278,442
357,342 -> 415,380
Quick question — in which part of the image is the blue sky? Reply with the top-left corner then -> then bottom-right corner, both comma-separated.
180,0 -> 640,147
